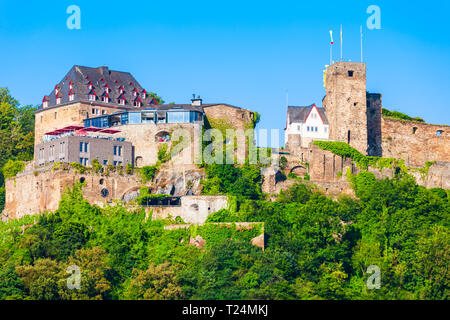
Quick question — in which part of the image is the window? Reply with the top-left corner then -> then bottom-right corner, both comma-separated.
297,125 -> 300,131
69,94 -> 74,101
103,160 -> 108,165
412,127 -> 418,134
325,127 -> 328,133
113,161 -> 117,166
80,142 -> 88,153
315,127 -> 318,132
118,99 -> 125,105
113,146 -> 117,155
92,108 -> 96,114
43,101 -> 48,108
353,102 -> 358,107
348,70 -> 354,77
437,130 -> 444,137
56,98 -> 61,104
60,142 -> 65,153
54,112 -> 57,119
89,94 -> 96,101
307,126 -> 310,132
102,96 -> 109,103
118,146 -> 122,156
134,101 -> 141,107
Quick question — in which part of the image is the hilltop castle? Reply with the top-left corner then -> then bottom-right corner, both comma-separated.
2,62 -> 449,221
284,62 -> 449,166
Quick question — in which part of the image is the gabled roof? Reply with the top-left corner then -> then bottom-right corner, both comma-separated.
287,104 -> 329,125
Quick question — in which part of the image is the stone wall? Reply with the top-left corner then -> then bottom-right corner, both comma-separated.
203,104 -> 254,130
149,196 -> 228,224
381,118 -> 450,166
2,167 -> 142,220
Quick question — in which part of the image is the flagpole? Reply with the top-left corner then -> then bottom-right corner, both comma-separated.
360,25 -> 363,62
330,43 -> 332,65
329,30 -> 333,65
340,25 -> 343,61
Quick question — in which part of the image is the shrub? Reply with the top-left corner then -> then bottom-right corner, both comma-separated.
139,166 -> 158,183
126,163 -> 133,175
2,160 -> 25,179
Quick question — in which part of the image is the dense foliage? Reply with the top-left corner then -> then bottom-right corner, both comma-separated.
0,88 -> 36,211
382,108 -> 425,123
0,172 -> 448,300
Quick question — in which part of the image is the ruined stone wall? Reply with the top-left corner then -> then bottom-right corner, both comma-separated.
203,104 -> 254,130
381,118 -> 450,166
2,167 -> 142,220
323,62 -> 368,155
35,103 -> 121,147
307,144 -> 354,182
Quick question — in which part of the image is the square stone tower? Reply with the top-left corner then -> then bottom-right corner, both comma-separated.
323,62 -> 368,154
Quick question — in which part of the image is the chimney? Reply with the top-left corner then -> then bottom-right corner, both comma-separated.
191,94 -> 202,106
98,66 -> 109,75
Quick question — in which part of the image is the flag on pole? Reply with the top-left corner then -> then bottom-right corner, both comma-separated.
329,30 -> 334,44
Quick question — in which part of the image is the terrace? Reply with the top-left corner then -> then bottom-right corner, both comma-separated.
43,125 -> 125,142
83,109 -> 204,129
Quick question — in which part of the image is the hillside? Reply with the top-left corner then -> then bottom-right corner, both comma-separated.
0,88 -> 448,300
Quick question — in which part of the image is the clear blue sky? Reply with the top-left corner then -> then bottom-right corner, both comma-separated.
1,0 -> 449,145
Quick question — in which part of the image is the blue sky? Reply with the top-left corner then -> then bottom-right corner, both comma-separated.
0,0 -> 449,145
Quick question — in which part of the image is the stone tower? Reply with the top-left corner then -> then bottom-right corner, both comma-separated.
323,62 -> 368,154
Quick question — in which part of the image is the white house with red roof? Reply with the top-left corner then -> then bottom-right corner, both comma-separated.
284,103 -> 329,148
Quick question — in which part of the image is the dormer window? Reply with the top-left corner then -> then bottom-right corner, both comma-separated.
56,97 -> 61,104
102,92 -> 109,103
134,96 -> 142,107
89,94 -> 96,101
119,85 -> 124,94
69,81 -> 73,90
55,85 -> 60,95
42,96 -> 49,108
87,81 -> 93,90
132,88 -> 138,97
68,89 -> 75,101
118,93 -> 126,105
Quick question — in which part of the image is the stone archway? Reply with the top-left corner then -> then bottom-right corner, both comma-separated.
155,131 -> 170,143
121,186 -> 143,203
135,156 -> 143,167
290,165 -> 307,176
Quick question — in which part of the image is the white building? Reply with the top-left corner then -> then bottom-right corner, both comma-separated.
285,104 -> 329,148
